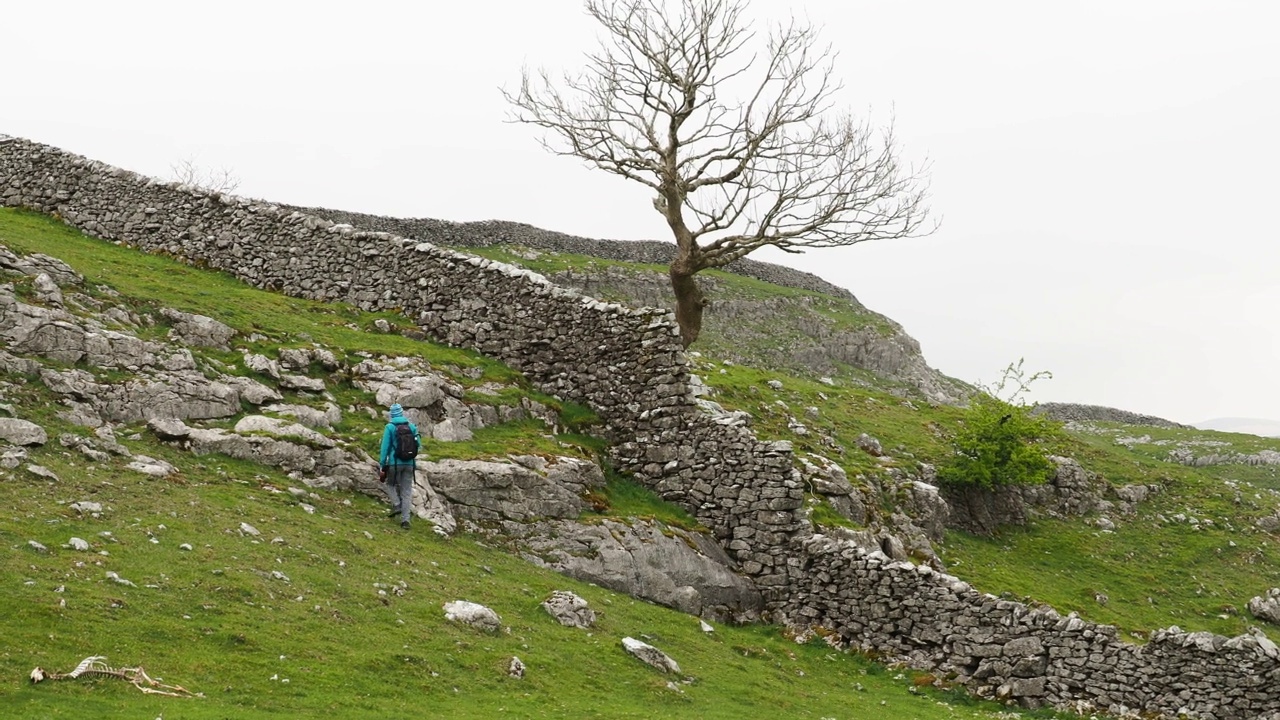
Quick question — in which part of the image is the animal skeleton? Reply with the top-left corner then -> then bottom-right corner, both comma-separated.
29,656 -> 199,698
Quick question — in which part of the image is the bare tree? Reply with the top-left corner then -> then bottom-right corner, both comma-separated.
169,157 -> 241,194
504,0 -> 933,347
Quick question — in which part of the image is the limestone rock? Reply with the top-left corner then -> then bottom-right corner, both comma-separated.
279,373 -> 326,392
511,518 -> 762,622
160,308 -> 236,349
243,352 -> 281,379
222,375 -> 283,405
1,446 -> 27,468
279,346 -> 340,372
351,358 -> 555,442
857,433 -> 884,457
0,417 -> 47,446
127,455 -> 177,477
234,415 -> 335,449
33,273 -> 63,307
147,417 -> 192,441
262,402 -> 341,429
541,590 -> 596,629
70,501 -> 103,515
0,248 -> 82,286
26,464 -> 59,481
424,457 -> 603,523
443,600 -> 501,632
1249,589 -> 1280,624
900,480 -> 949,542
41,367 -> 241,423
621,637 -> 680,674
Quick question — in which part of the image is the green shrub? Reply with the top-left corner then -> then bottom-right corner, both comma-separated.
938,360 -> 1062,490
938,393 -> 1059,489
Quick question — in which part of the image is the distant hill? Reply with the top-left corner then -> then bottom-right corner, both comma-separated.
1195,417 -> 1280,438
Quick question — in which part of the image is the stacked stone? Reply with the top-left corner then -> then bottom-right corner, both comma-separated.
786,534 -> 1280,717
0,136 -> 812,587
1033,402 -> 1188,429
6,136 -> 1280,717
280,203 -> 860,301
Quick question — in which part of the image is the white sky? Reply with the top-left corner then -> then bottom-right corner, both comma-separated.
3,1 -> 1277,425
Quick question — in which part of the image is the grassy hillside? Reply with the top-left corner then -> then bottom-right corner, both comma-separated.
0,207 -> 1056,719
463,232 -> 1280,642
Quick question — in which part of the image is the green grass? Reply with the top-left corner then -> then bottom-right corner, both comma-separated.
456,243 -> 901,381
685,349 -> 1280,641
0,206 -> 1074,719
586,471 -> 702,531
0,438 -> 1064,719
14,203 -> 1280,715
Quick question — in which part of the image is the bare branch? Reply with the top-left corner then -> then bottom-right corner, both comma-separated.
169,157 -> 241,194
502,0 -> 935,346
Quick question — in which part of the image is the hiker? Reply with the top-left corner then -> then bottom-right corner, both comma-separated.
379,403 -> 420,529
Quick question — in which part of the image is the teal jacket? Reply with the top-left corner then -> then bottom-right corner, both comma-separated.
379,417 -> 420,467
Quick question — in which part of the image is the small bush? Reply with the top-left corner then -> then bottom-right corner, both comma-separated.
938,360 -> 1062,490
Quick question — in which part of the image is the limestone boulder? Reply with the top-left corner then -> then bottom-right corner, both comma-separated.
263,402 -> 341,429
0,349 -> 41,375
424,457 -> 603,523
0,291 -> 162,369
1249,589 -> 1280,625
278,373 -> 326,392
1018,456 -> 1107,519
127,455 -> 177,477
541,590 -> 596,629
160,308 -> 236,349
33,273 -> 63,307
510,518 -> 763,622
0,417 -> 47,446
899,480 -> 949,542
243,352 -> 281,379
278,346 -> 340,372
222,375 -> 283,405
443,600 -> 501,632
622,637 -> 680,674
41,368 -> 241,423
234,415 -> 335,449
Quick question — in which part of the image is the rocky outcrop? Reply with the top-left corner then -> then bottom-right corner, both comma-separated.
1034,402 -> 1187,429
351,358 -> 558,442
507,518 -> 763,623
1169,447 -> 1280,468
422,456 -> 603,523
944,456 -> 1114,536
159,308 -> 236,349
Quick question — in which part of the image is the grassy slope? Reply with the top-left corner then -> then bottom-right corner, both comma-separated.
689,338 -> 1280,641
0,208 -> 1046,719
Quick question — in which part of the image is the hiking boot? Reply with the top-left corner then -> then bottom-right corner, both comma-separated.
388,508 -> 401,517
401,521 -> 410,530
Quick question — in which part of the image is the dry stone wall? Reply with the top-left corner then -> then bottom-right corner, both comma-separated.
786,536 -> 1280,717
279,204 -> 859,301
3,136 -> 1279,718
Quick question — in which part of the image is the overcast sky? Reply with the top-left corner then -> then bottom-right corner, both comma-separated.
3,1 -> 1277,425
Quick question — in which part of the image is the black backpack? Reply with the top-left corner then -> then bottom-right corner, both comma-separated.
393,423 -> 419,462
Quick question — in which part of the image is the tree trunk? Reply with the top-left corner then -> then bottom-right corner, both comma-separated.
669,261 -> 706,348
